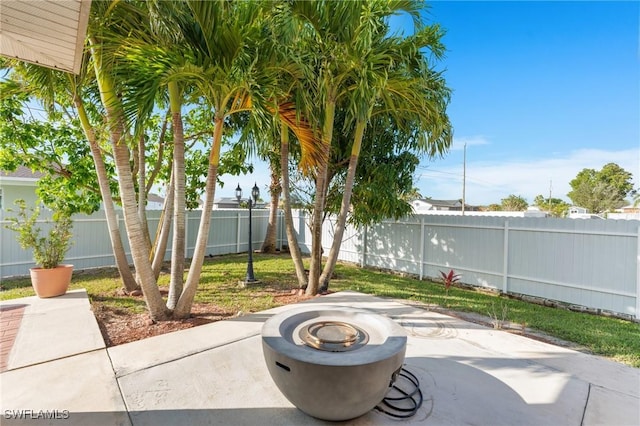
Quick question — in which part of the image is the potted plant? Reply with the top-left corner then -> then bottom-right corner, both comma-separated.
5,199 -> 74,298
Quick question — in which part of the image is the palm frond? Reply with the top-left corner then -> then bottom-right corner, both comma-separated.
276,102 -> 324,173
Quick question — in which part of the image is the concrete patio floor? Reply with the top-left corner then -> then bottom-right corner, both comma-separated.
0,289 -> 638,425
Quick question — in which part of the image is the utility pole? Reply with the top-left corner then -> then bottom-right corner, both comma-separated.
462,142 -> 467,215
548,180 -> 552,213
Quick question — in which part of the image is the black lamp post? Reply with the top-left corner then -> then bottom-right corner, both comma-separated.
236,182 -> 260,283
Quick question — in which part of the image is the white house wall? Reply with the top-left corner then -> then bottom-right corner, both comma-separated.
0,181 -> 39,210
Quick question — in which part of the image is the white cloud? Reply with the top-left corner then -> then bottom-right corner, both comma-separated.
419,148 -> 639,205
450,135 -> 490,151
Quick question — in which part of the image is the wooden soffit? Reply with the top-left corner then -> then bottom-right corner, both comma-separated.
0,0 -> 92,74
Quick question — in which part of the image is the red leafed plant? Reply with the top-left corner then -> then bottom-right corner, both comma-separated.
440,269 -> 461,295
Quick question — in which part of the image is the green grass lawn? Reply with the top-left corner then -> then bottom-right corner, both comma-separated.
2,253 -> 639,367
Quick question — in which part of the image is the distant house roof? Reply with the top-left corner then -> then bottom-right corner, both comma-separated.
568,206 -> 588,213
618,205 -> 640,213
214,197 -> 242,209
148,193 -> 164,204
213,197 -> 266,209
423,199 -> 463,208
0,165 -> 44,181
412,198 -> 478,212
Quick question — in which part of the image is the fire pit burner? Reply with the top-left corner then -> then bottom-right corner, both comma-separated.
299,321 -> 369,352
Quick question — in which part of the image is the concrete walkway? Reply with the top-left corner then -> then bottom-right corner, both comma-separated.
0,289 -> 638,425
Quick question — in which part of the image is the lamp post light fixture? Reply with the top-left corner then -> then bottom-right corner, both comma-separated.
236,182 -> 260,285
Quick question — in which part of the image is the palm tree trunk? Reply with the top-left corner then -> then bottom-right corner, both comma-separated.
146,111 -> 170,195
261,159 -> 281,253
90,38 -> 168,320
136,133 -> 152,253
280,123 -> 307,287
151,172 -> 173,279
307,95 -> 336,295
151,150 -> 174,279
173,115 -> 224,318
74,97 -> 139,292
167,81 -> 186,310
111,136 -> 168,320
319,119 -> 365,291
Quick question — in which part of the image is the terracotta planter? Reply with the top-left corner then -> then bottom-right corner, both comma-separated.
29,264 -> 73,298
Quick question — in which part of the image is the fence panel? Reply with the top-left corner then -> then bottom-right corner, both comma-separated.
290,210 -> 312,254
319,216 -> 362,265
72,211 -> 130,270
321,213 -> 639,319
506,217 -> 638,318
207,210 -> 242,256
363,218 -> 423,275
0,209 -> 270,280
420,216 -> 506,289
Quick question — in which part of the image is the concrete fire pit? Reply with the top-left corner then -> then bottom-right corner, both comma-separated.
261,305 -> 407,421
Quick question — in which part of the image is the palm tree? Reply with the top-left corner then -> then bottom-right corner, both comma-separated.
239,2 -> 326,287
88,0 -> 320,318
90,0 -> 231,318
87,0 -> 171,319
165,0 -> 272,317
89,40 -> 169,319
169,0 -> 323,314
8,0 -> 321,318
284,0 -> 452,295
279,120 -> 309,287
74,93 -> 140,293
166,81 -> 187,310
120,1 -> 190,309
272,102 -> 320,288
260,147 -> 282,254
284,0 -> 363,295
319,9 -> 453,290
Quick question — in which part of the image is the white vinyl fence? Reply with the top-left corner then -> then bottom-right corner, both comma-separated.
291,211 -> 640,320
0,209 -> 281,279
2,208 -> 638,319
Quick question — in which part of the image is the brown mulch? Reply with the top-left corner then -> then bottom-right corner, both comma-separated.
89,288 -> 586,353
93,290 -> 313,347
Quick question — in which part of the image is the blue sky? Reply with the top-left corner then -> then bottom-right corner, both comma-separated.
222,1 -> 639,206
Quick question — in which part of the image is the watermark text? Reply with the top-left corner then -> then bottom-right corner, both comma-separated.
4,410 -> 70,420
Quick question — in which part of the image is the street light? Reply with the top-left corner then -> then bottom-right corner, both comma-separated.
236,182 -> 260,284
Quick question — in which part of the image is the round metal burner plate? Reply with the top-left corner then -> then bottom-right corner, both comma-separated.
299,321 -> 369,352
